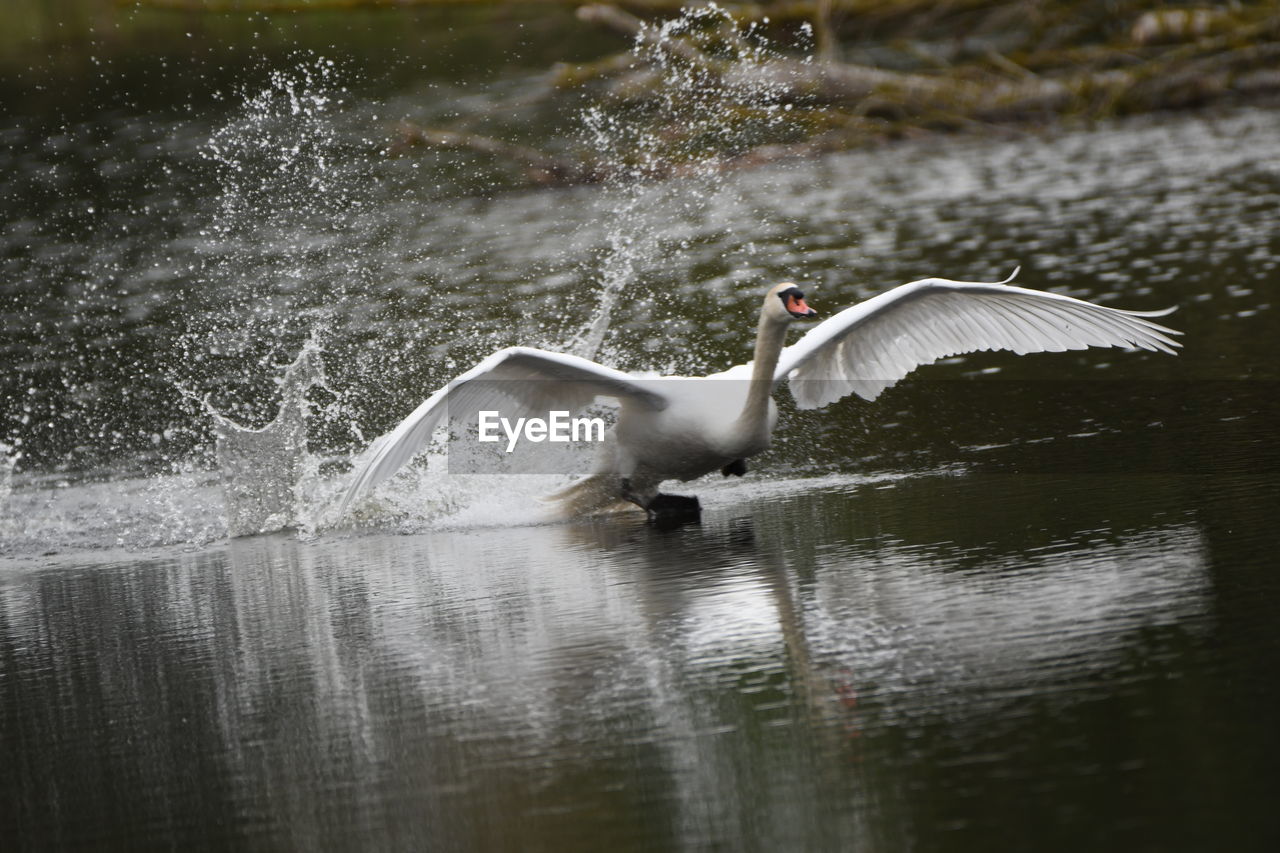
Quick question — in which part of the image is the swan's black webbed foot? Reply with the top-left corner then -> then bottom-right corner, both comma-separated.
721,459 -> 747,478
646,493 -> 701,527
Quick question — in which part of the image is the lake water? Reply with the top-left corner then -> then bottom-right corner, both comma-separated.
2,8 -> 1279,851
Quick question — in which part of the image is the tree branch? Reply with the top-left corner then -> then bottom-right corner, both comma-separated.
392,122 -> 601,186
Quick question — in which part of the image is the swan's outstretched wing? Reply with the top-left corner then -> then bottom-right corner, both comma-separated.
773,272 -> 1181,409
339,346 -> 666,515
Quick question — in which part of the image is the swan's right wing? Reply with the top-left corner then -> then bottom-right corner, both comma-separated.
338,346 -> 666,516
773,273 -> 1181,409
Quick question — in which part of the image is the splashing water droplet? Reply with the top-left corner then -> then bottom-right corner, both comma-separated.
0,441 -> 20,503
198,333 -> 330,538
568,6 -> 805,366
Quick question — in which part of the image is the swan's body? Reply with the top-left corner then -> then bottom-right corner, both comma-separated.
339,272 -> 1180,520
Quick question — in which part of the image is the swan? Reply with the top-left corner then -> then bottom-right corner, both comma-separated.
338,270 -> 1180,521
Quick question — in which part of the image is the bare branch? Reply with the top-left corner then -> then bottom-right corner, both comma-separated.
392,123 -> 601,186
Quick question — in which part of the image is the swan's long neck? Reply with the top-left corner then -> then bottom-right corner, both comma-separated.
735,312 -> 788,431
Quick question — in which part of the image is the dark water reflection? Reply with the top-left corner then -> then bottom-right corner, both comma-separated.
5,467 -> 1277,850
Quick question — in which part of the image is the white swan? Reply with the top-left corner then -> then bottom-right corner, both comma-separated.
339,271 -> 1180,521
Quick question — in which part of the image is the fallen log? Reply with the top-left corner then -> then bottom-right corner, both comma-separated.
579,4 -> 1280,120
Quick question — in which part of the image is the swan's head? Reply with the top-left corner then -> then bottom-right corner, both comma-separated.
765,282 -> 817,324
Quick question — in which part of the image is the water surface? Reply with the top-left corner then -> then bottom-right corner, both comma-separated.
2,14 -> 1279,851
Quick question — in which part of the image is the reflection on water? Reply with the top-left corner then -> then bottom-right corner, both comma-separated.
5,470 -> 1274,849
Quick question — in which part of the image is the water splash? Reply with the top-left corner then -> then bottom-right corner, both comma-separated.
204,63 -> 349,226
171,60 -> 388,535
177,57 -> 380,435
568,5 -> 802,363
198,336 -> 328,537
0,442 -> 19,503
158,60 -> 390,538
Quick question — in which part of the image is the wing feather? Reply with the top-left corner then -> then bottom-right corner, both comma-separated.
338,347 -> 665,515
776,275 -> 1181,410
996,298 -> 1075,352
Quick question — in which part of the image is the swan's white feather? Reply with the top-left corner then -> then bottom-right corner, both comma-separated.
773,274 -> 1182,409
338,346 -> 668,515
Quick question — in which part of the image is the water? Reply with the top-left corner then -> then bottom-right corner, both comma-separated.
3,8 -> 1280,850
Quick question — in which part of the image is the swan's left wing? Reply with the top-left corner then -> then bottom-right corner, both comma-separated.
773,272 -> 1182,409
339,346 -> 666,516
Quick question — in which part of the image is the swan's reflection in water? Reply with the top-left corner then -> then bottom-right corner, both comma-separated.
0,472 -> 1224,849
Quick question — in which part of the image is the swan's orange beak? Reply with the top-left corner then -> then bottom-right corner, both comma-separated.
787,294 -> 817,319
